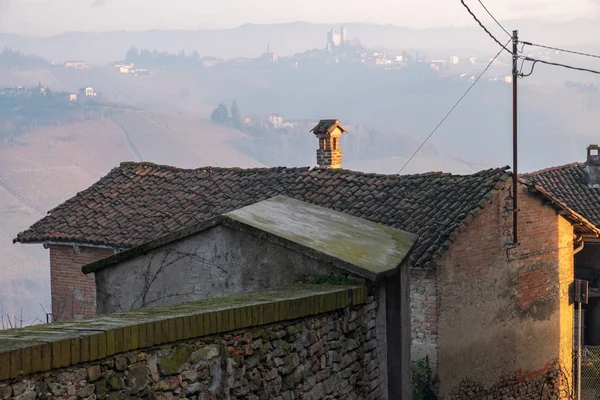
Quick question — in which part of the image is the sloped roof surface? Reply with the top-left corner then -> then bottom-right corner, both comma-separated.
225,195 -> 417,279
15,162 -> 510,268
523,163 -> 600,228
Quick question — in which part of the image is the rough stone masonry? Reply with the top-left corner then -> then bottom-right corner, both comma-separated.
0,294 -> 383,400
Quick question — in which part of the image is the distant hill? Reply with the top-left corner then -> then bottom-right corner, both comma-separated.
0,110 -> 263,324
1,19 -> 600,63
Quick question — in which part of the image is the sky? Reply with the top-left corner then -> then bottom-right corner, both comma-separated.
0,0 -> 599,36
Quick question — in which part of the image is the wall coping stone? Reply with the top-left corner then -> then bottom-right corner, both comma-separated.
0,284 -> 366,380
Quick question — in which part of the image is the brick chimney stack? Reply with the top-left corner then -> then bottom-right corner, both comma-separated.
310,119 -> 348,169
586,144 -> 600,188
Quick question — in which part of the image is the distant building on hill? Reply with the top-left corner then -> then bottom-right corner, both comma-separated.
268,114 -> 284,128
326,26 -> 348,51
65,61 -> 89,69
259,45 -> 278,65
78,87 -> 97,97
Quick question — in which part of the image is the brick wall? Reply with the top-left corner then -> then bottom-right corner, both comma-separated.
49,245 -> 115,321
437,184 -> 575,398
0,285 -> 385,399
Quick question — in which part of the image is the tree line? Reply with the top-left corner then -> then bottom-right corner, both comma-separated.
124,47 -> 214,69
210,100 -> 244,130
0,48 -> 49,68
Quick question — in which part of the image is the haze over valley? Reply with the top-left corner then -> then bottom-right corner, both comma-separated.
1,5 -> 600,323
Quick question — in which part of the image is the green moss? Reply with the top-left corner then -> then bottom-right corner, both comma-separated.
158,344 -> 192,375
190,344 -> 220,363
252,328 -> 266,339
281,354 -> 299,375
279,341 -> 291,353
307,274 -> 357,285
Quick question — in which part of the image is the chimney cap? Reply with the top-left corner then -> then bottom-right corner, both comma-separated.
587,144 -> 600,163
310,119 -> 348,136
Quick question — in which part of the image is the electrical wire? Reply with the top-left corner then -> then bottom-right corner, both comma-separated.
476,0 -> 511,38
397,42 -> 509,174
460,0 -> 512,54
520,56 -> 600,76
522,42 -> 600,60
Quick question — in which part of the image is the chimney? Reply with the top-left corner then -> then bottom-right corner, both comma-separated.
587,144 -> 600,188
310,119 -> 348,169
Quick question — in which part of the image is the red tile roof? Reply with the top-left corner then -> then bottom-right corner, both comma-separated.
15,162 -> 511,268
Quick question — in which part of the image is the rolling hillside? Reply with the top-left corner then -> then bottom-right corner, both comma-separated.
0,110 -> 263,324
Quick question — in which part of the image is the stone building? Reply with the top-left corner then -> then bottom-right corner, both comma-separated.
14,120 -> 600,397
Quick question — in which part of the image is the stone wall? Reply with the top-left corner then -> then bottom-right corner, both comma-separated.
409,268 -> 437,370
447,362 -> 563,400
0,285 -> 385,399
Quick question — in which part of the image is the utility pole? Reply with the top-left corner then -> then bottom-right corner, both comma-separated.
512,30 -> 519,246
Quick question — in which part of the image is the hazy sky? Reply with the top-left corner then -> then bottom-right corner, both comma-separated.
0,0 -> 599,36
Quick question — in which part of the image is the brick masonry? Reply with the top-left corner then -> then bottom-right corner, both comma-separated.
0,285 -> 383,399
49,245 -> 114,320
436,184 -> 575,398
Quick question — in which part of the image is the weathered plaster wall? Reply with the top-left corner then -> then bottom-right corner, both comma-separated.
437,185 -> 574,398
0,286 -> 386,400
49,245 -> 114,320
410,268 -> 437,369
95,226 -> 337,314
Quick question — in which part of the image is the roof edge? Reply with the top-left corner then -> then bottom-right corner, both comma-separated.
412,172 -> 511,268
82,217 -> 223,274
521,178 -> 600,237
83,204 -> 416,280
221,214 -> 415,281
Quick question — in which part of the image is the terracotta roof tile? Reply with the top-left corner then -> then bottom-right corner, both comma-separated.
523,163 -> 600,228
15,162 -> 511,268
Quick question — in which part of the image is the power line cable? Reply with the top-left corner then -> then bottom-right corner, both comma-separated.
476,0 -> 511,38
522,42 -> 600,60
398,42 -> 509,174
519,56 -> 600,77
460,0 -> 512,54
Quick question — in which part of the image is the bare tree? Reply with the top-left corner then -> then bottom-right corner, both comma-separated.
97,246 -> 227,313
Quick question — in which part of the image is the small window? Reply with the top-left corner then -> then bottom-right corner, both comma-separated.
333,138 -> 338,150
592,149 -> 599,156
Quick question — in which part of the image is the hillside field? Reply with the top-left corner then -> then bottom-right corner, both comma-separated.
0,110 -> 263,323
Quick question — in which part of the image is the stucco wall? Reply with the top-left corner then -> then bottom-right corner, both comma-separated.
49,245 -> 114,320
437,184 -> 574,398
95,225 -> 339,314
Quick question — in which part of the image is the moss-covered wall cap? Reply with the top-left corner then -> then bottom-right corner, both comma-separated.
0,284 -> 366,381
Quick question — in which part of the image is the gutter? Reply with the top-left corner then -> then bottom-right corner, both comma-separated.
42,241 -> 121,253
